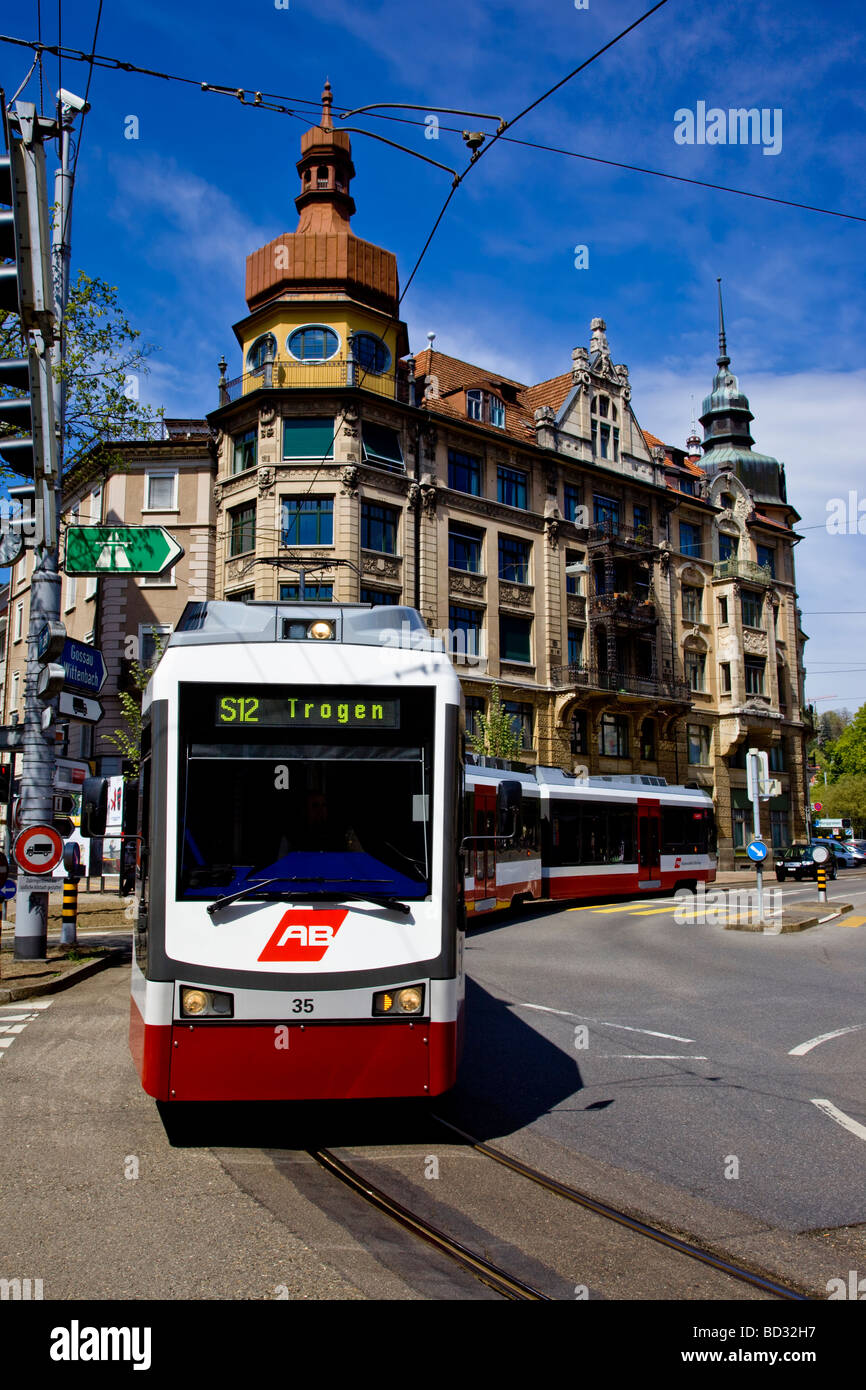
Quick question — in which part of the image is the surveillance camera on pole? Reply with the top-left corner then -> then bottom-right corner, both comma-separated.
57,89 -> 91,115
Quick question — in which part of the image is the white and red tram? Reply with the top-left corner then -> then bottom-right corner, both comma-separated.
106,601 -> 464,1103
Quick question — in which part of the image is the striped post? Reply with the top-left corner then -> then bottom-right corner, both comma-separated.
816,866 -> 827,904
61,878 -> 78,946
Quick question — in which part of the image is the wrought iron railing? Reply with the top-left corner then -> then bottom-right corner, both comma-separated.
713,558 -> 774,583
574,519 -> 658,548
220,357 -> 411,405
589,592 -> 656,621
550,665 -> 690,701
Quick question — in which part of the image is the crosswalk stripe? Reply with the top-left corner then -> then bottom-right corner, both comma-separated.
0,1038 -> 15,1048
629,907 -> 681,916
840,916 -> 866,928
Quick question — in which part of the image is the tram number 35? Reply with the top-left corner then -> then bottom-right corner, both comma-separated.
291,998 -> 314,1014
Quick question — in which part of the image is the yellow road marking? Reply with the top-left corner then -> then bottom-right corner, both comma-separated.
629,907 -> 680,916
840,916 -> 866,928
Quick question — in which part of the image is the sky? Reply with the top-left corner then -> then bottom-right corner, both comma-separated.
2,0 -> 864,712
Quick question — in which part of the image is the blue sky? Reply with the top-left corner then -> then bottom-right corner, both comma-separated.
3,0 -> 865,711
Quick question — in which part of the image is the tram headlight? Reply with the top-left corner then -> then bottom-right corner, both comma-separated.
308,620 -> 334,641
372,984 -> 425,1016
180,987 -> 234,1018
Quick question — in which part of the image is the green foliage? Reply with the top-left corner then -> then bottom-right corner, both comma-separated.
101,634 -> 166,779
811,774 -> 866,830
466,685 -> 524,760
1,271 -> 163,485
824,704 -> 866,780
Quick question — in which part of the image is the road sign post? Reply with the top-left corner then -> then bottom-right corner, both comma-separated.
812,844 -> 830,904
64,525 -> 183,576
746,749 -> 770,924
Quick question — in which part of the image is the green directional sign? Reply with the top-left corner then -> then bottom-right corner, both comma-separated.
64,525 -> 184,576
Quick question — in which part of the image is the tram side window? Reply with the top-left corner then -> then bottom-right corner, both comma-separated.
517,797 -> 540,852
661,805 -> 715,854
549,801 -> 635,865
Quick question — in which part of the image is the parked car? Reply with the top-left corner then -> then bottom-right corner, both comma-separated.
775,844 -> 838,882
810,837 -> 864,869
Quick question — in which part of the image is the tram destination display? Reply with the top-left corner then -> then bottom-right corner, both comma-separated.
215,694 -> 400,728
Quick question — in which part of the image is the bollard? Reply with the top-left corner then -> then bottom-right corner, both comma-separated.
61,878 -> 78,946
816,866 -> 827,904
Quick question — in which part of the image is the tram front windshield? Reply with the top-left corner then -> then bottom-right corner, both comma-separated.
177,684 -> 434,902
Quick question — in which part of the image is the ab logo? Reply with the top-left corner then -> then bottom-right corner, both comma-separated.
258,910 -> 348,963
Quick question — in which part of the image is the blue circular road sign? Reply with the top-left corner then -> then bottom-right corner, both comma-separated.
0,879 -> 17,900
747,840 -> 769,862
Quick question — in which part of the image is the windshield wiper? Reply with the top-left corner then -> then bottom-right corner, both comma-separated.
207,875 -> 415,918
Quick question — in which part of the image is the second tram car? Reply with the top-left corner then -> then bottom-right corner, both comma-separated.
113,601 -> 464,1103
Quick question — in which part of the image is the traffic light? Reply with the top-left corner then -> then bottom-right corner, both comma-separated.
0,764 -> 11,804
80,776 -> 108,837
53,791 -> 75,838
0,92 -> 58,546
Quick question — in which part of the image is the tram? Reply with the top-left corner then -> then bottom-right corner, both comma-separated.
464,760 -> 716,916
97,600 -> 464,1103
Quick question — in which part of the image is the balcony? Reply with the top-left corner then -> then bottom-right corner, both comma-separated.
220,357 -> 410,405
713,558 -> 774,584
589,591 -> 657,625
575,519 -> 659,551
550,665 -> 690,701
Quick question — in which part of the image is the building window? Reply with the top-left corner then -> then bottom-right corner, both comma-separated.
229,502 -> 256,557
449,605 -> 483,663
283,417 -> 335,459
640,718 -> 656,761
688,724 -> 711,765
718,596 -> 728,625
499,613 -> 532,663
591,396 -> 619,459
682,585 -> 702,623
633,503 -> 650,533
140,566 -> 175,588
352,333 -> 390,375
503,701 -> 533,749
139,623 -> 172,667
145,472 -> 177,511
287,325 -> 339,361
720,661 -> 732,694
567,626 -> 584,666
570,710 -> 587,755
361,587 -> 400,606
566,550 -> 585,595
678,476 -> 696,496
466,389 -> 505,428
11,671 -> 19,714
227,588 -> 255,604
361,502 -> 399,554
756,544 -> 775,576
732,807 -> 748,849
777,663 -> 787,708
281,497 -> 333,548
246,333 -> 276,372
232,429 -> 257,475
497,466 -> 528,509
679,521 -> 701,557
745,657 -> 766,695
599,713 -> 629,758
466,389 -> 483,422
448,449 -> 481,495
489,397 -> 505,428
769,741 -> 786,772
770,810 -> 788,850
741,590 -> 763,628
498,534 -> 531,584
718,531 -> 737,562
464,695 -> 486,740
14,602 -> 23,641
563,484 -> 583,523
686,650 -> 706,691
279,582 -> 333,601
449,523 -> 483,573
361,422 -> 404,472
593,495 -> 620,532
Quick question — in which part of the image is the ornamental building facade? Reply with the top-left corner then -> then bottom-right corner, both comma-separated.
206,84 -> 810,869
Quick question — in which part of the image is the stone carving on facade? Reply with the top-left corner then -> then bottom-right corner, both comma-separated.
213,481 -> 224,507
572,346 -> 590,383
743,629 -> 768,655
362,553 -> 401,579
211,428 -> 223,452
567,595 -> 586,620
340,464 -> 359,497
342,404 -> 359,440
589,317 -> 610,365
407,481 -> 421,513
499,582 -> 533,609
544,497 -> 561,548
259,403 -> 276,438
533,406 -> 557,451
449,572 -> 486,600
419,472 -> 438,518
257,467 -> 274,497
657,543 -> 671,577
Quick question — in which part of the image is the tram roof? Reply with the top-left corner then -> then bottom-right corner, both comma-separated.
170,600 -> 445,651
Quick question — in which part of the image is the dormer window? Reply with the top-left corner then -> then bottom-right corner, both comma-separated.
591,395 -> 619,460
466,389 -> 505,428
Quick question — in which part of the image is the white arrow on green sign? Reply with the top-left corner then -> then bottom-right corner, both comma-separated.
65,526 -> 184,576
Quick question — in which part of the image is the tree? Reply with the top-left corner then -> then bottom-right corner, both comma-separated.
101,634 -> 165,780
1,271 -> 163,487
466,685 -> 524,761
825,703 -> 866,780
812,774 -> 866,832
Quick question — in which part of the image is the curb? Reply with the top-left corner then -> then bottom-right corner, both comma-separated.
724,903 -> 854,933
0,948 -> 126,1004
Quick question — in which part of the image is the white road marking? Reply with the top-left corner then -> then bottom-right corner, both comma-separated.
810,1099 -> 866,1143
0,1024 -> 27,1034
513,1000 -> 694,1043
0,1038 -> 15,1047
789,1024 -> 866,1056
602,1054 -> 709,1060
1,999 -> 53,1010
0,998 -> 52,1061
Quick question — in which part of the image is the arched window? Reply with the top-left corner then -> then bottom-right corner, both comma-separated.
287,325 -> 340,362
316,165 -> 329,188
591,394 -> 619,460
246,333 -> 277,373
570,710 -> 587,755
352,332 -> 391,375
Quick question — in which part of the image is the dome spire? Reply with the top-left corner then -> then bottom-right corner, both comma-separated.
716,277 -> 729,368
294,80 -> 356,234
321,78 -> 333,130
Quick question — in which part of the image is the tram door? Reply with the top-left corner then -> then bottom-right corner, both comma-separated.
473,783 -> 498,911
637,799 -> 661,889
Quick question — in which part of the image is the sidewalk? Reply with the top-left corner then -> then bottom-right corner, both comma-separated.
0,888 -> 130,1002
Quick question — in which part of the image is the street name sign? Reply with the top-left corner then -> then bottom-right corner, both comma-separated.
65,525 -> 183,576
61,638 -> 107,695
16,873 -> 62,894
58,691 -> 103,723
